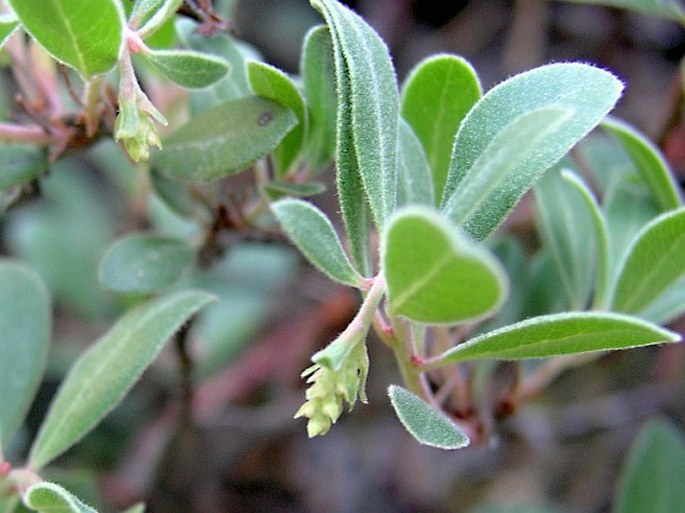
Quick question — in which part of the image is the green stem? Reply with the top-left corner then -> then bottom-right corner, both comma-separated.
82,75 -> 105,137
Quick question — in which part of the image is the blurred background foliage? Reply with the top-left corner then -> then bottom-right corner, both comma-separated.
1,1 -> 684,512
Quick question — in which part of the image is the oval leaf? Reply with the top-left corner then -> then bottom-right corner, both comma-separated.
0,142 -> 48,191
401,54 -> 481,199
616,419 -> 685,513
397,119 -> 434,207
152,96 -> 297,182
98,234 -> 195,293
382,206 -> 508,324
436,311 -> 680,364
441,63 -> 623,239
388,385 -> 469,450
23,482 -> 97,513
611,207 -> 685,316
28,290 -> 215,469
8,0 -> 124,77
271,198 -> 362,287
602,116 -> 682,212
248,60 -> 308,177
311,0 -> 400,229
0,260 -> 51,446
141,49 -> 229,89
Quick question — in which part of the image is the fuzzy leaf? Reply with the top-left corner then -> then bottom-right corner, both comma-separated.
141,49 -> 229,89
262,181 -> 326,200
311,0 -> 400,229
442,63 -> 623,239
611,207 -> 685,316
272,198 -> 361,286
247,60 -> 308,176
0,13 -> 19,47
616,419 -> 685,513
388,385 -> 469,450
8,0 -> 124,77
401,54 -> 481,199
436,311 -> 679,364
442,107 -> 573,237
383,206 -> 508,324
0,260 -> 51,447
98,234 -> 195,293
135,0 -> 181,38
0,142 -> 48,191
397,119 -> 434,207
28,290 -> 215,469
23,482 -> 98,513
602,116 -> 682,212
152,96 -> 297,182
301,25 -> 337,171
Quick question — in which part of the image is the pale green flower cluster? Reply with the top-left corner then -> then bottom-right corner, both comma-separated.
295,341 -> 369,437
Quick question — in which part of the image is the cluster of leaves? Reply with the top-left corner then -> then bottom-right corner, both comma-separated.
0,0 -> 683,512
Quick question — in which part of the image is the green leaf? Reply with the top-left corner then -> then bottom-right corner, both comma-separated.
534,168 -> 607,309
382,206 -> 508,324
28,290 -> 215,469
134,0 -> 181,38
401,54 -> 481,199
442,107 -> 573,238
140,49 -> 229,89
98,234 -> 195,293
442,63 -> 623,239
271,198 -> 362,287
616,419 -> 685,513
397,119 -> 434,207
23,482 -> 98,513
8,0 -> 124,77
0,260 -> 51,447
152,96 -> 297,182
436,311 -> 679,364
301,25 -> 337,171
149,169 -> 211,221
0,142 -> 48,191
247,60 -> 308,176
119,504 -> 145,513
311,0 -> 400,229
262,180 -> 326,200
388,385 -> 469,450
602,116 -> 682,212
555,0 -> 685,23
0,13 -> 19,48
611,207 -> 685,316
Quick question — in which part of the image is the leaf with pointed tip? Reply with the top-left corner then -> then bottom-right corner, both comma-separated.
611,207 -> 685,317
23,482 -> 97,513
0,142 -> 48,191
442,107 -> 573,238
602,116 -> 682,212
98,234 -> 195,293
247,60 -> 308,176
388,385 -> 469,450
272,198 -> 362,287
436,311 -> 679,364
442,63 -> 623,239
152,96 -> 297,182
616,419 -> 685,513
0,13 -> 19,47
397,119 -> 434,207
28,290 -> 215,469
0,260 -> 51,447
401,54 -> 481,199
382,206 -> 508,325
135,0 -> 181,38
141,49 -> 229,89
8,0 -> 124,77
301,25 -> 337,171
311,0 -> 400,229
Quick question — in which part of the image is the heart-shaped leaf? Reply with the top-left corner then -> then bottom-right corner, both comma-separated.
8,0 -> 124,77
388,385 -> 469,450
152,96 -> 297,182
0,260 -> 51,447
141,49 -> 229,89
98,234 -> 195,293
28,290 -> 215,469
382,206 -> 508,324
23,482 -> 97,513
401,54 -> 481,199
435,311 -> 679,364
